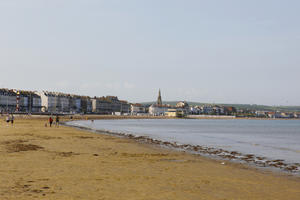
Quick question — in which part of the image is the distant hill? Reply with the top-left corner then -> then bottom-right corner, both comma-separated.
140,101 -> 300,112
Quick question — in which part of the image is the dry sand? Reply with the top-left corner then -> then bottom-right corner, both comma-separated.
0,117 -> 299,200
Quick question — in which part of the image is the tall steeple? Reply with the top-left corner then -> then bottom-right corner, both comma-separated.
157,89 -> 162,106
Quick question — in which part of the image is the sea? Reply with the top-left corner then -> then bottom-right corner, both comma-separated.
66,119 -> 300,173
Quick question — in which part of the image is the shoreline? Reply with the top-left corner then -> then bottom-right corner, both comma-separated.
5,113 -> 300,121
0,117 -> 300,199
64,120 -> 300,176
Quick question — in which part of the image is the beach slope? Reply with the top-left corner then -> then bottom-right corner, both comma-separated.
0,118 -> 299,200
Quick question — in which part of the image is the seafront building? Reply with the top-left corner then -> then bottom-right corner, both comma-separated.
149,104 -> 171,116
131,103 -> 146,115
190,105 -> 237,116
56,93 -> 70,113
107,96 -> 122,114
119,100 -> 130,114
69,95 -> 81,114
149,90 -> 174,116
38,91 -> 82,113
92,97 -> 113,114
37,91 -> 69,113
37,91 -> 55,113
38,92 -> 95,114
0,89 -> 17,113
18,90 -> 42,113
165,108 -> 187,117
80,96 -> 93,114
1,87 -> 298,118
0,89 -> 42,113
30,92 -> 42,113
1,88 -> 101,114
176,101 -> 189,115
148,90 -> 192,116
92,96 -> 130,115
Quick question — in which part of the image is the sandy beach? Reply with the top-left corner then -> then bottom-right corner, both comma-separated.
0,117 -> 299,200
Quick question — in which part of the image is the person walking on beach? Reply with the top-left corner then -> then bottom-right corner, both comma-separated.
49,116 -> 53,127
5,114 -> 10,126
55,115 -> 60,127
10,114 -> 14,126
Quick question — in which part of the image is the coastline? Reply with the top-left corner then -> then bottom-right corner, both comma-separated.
5,113 -> 300,121
64,120 -> 300,175
0,117 -> 300,199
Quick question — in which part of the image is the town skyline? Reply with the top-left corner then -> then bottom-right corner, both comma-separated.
1,87 -> 300,109
1,87 -> 299,118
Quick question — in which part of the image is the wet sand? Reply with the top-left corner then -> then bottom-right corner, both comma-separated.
0,117 -> 299,200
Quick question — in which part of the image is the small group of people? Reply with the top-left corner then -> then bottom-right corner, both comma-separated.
5,114 -> 14,126
48,115 -> 60,127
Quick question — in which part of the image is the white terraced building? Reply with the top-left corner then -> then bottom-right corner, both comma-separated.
37,91 -> 70,113
0,89 -> 42,113
149,104 -> 171,116
37,91 -> 56,113
131,103 -> 146,115
0,88 -> 130,114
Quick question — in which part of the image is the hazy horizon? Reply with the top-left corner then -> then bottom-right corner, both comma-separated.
1,1 -> 299,106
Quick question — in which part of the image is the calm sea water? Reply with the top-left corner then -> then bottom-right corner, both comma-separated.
67,119 -> 300,164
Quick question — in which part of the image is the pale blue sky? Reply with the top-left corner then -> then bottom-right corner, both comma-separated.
0,0 -> 299,105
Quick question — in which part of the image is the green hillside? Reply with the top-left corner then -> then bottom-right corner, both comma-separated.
140,101 -> 300,112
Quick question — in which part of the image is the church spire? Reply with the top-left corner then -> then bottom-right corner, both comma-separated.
157,89 -> 162,106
